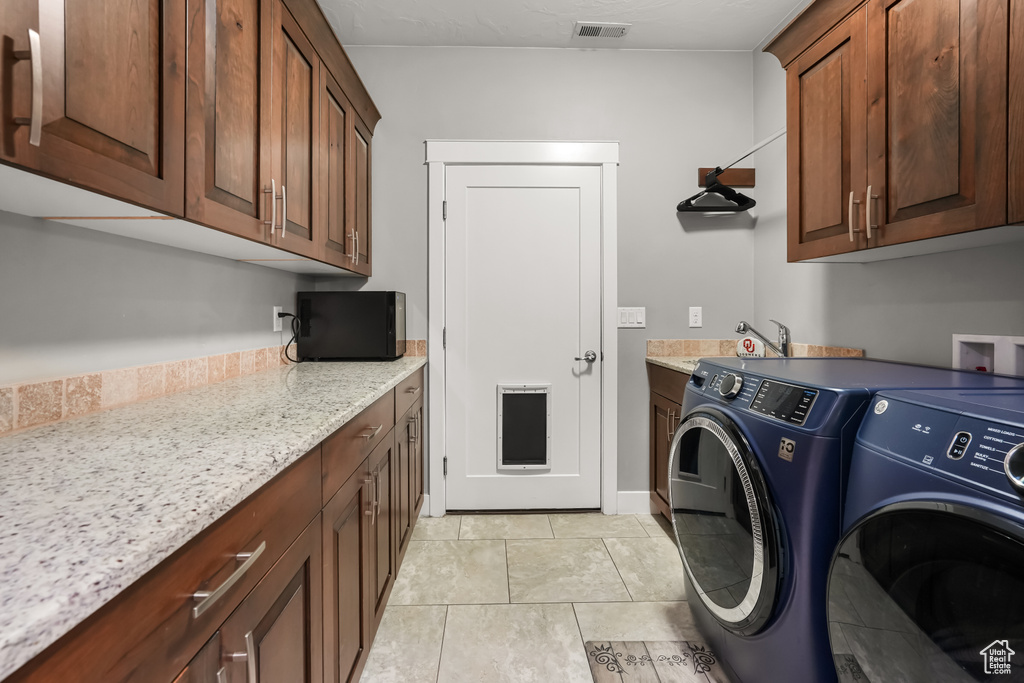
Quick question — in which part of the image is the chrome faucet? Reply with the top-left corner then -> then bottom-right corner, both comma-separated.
736,320 -> 790,358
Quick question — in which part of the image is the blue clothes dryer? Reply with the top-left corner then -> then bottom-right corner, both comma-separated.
668,358 -> 1024,683
828,388 -> 1024,681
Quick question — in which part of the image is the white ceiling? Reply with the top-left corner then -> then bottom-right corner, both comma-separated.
317,0 -> 813,52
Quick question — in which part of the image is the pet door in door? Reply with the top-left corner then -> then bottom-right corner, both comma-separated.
497,384 -> 551,470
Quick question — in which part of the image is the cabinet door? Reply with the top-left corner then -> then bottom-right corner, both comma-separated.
319,68 -> 357,269
172,632 -> 223,683
268,0 -> 320,259
411,400 -> 424,518
1010,0 -> 1024,224
650,392 -> 681,520
184,0 -> 272,241
219,515 -> 323,683
786,6 -> 868,261
867,0 -> 1007,245
323,461 -> 372,683
350,117 -> 372,275
367,433 -> 395,636
0,0 -> 185,215
396,410 -> 414,564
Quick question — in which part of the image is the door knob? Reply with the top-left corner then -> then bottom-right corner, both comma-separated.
575,350 -> 597,363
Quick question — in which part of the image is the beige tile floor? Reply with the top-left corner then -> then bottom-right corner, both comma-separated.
360,512 -> 699,683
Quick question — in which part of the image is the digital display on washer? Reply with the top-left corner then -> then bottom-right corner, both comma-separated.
750,380 -> 818,425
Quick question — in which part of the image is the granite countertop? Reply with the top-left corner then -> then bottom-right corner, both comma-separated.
0,357 -> 426,680
646,356 -> 703,374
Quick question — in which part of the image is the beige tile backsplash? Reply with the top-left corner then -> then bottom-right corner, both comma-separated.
0,340 -> 428,436
646,339 -> 864,359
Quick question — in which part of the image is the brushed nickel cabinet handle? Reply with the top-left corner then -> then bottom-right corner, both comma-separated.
667,409 -> 675,441
348,230 -> 356,262
360,424 -> 383,440
354,230 -> 360,264
279,184 -> 287,237
244,630 -> 257,683
847,191 -> 862,242
192,541 -> 266,619
216,667 -> 228,683
365,477 -> 375,520
405,385 -> 422,396
866,185 -> 878,240
13,29 -> 42,146
263,179 -> 277,237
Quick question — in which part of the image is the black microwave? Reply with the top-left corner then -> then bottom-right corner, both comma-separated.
296,291 -> 406,361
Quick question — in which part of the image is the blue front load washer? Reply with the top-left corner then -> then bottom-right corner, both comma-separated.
828,388 -> 1024,681
668,358 -> 1024,683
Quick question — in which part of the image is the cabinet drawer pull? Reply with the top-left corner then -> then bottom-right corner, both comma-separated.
405,385 -> 422,396
866,185 -> 878,239
847,191 -> 862,242
360,424 -> 383,440
12,29 -> 42,147
216,667 -> 228,683
192,541 -> 266,619
263,179 -> 277,237
244,631 -> 257,683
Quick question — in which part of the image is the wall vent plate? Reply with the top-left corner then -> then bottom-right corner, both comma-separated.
572,21 -> 631,39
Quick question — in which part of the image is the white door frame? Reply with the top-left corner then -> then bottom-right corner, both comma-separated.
425,140 -> 619,516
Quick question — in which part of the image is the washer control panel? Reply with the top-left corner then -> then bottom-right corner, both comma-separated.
859,394 -> 1024,501
750,380 -> 819,426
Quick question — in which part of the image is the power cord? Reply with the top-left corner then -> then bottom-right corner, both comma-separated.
277,312 -> 301,364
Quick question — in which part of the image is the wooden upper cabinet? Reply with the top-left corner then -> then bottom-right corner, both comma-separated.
0,0 -> 185,215
768,0 -> 1011,260
786,7 -> 868,261
867,0 -> 1007,246
319,70 -> 355,269
185,0 -> 272,242
351,118 -> 372,275
268,0 -> 321,259
1009,0 -> 1024,224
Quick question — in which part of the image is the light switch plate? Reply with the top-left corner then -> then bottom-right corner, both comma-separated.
618,307 -> 646,329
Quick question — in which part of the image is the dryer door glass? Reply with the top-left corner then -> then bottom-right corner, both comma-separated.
669,409 -> 779,635
829,505 -> 1024,680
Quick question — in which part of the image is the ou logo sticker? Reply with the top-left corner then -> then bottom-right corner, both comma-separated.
778,437 -> 796,462
743,338 -> 756,353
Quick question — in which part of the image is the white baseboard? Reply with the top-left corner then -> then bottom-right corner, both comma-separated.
616,491 -> 654,515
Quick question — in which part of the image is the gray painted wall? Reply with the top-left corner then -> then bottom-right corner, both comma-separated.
750,48 -> 1024,367
0,211 -> 313,385
341,46 -> 757,493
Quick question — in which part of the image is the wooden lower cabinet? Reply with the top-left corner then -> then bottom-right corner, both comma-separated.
367,434 -> 396,637
172,633 -> 223,683
396,397 -> 424,564
647,362 -> 690,522
323,458 -> 372,683
219,516 -> 323,683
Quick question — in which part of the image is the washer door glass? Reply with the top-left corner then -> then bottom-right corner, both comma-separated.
829,504 -> 1024,680
669,409 -> 779,635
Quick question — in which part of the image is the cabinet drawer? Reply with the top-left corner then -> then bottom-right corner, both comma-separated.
395,367 -> 424,420
8,448 -> 322,683
646,361 -> 689,404
322,391 -> 395,502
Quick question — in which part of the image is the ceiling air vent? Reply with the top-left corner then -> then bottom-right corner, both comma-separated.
572,21 -> 631,39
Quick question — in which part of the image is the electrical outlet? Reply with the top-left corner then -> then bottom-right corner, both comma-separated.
273,306 -> 283,332
617,307 -> 646,329
689,306 -> 703,328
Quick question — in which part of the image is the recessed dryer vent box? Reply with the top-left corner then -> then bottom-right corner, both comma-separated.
952,334 -> 1024,376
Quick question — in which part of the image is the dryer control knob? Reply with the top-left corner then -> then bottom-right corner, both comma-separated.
1005,443 -> 1024,493
718,373 -> 744,399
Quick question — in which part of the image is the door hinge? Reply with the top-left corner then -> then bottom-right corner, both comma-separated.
443,327 -> 446,349
443,456 -> 448,477
442,200 -> 447,221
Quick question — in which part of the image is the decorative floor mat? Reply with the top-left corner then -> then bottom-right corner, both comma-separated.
585,641 -> 734,683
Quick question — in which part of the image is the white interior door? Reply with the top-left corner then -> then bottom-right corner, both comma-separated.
445,164 -> 602,510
